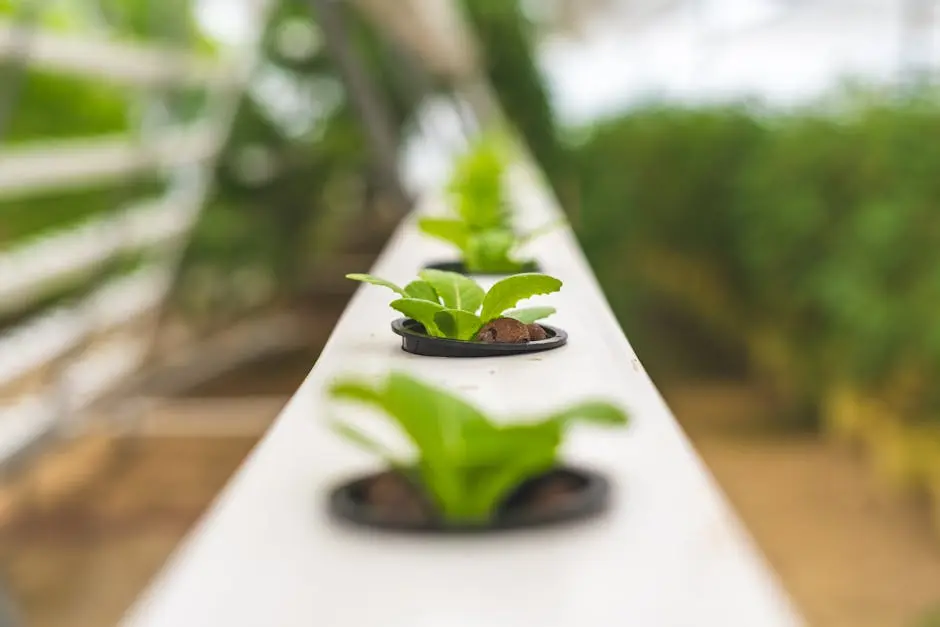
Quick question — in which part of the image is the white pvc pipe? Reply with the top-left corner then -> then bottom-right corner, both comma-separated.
0,126 -> 220,200
0,266 -> 170,387
0,194 -> 197,314
0,21 -> 236,88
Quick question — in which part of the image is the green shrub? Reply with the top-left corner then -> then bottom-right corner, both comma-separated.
572,97 -> 940,424
732,102 -> 940,421
573,106 -> 765,378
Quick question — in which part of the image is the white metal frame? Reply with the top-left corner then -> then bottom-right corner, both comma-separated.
0,125 -> 220,199
0,179 -> 202,315
0,0 -> 276,469
0,19 -> 237,88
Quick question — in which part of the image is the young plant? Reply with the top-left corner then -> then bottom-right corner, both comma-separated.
346,269 -> 562,340
418,133 -> 562,273
329,371 -> 629,522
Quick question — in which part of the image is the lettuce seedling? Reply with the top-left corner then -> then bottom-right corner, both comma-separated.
346,269 -> 562,340
329,371 -> 628,522
418,133 -> 562,273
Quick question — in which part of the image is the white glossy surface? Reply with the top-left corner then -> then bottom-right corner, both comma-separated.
121,165 -> 804,627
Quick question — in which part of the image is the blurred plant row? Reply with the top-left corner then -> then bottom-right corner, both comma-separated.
570,97 -> 940,522
574,98 -> 940,424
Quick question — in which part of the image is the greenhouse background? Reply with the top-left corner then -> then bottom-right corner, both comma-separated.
1,0 -> 940,626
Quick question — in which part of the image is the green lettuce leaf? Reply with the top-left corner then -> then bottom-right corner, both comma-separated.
328,372 -> 630,523
417,217 -> 469,251
465,229 -> 519,273
543,401 -> 629,427
503,306 -> 556,324
345,273 -> 407,297
329,419 -> 408,468
461,446 -> 557,520
418,269 -> 485,312
433,309 -> 483,341
404,280 -> 440,303
344,373 -> 496,518
479,273 -> 563,322
448,135 -> 510,231
390,298 -> 447,337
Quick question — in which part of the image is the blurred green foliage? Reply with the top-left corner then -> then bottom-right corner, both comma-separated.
175,0 -> 425,320
0,0 -> 212,48
458,0 -> 567,201
0,0 -> 214,144
418,133 -> 537,273
3,71 -> 131,142
573,98 -> 940,424
0,176 -> 163,246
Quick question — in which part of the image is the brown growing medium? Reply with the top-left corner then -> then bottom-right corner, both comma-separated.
526,323 -> 548,341
363,472 -> 429,525
355,470 -> 580,527
475,318 -> 548,343
525,473 -> 579,514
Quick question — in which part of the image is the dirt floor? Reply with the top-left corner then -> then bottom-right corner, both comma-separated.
0,380 -> 938,627
668,382 -> 940,627
0,436 -> 260,627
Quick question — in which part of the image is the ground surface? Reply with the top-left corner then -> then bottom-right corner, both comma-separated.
0,379 -> 938,627
668,383 -> 940,627
0,437 -> 261,627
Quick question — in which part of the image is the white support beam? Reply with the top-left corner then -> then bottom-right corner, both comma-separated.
0,265 -> 170,389
60,337 -> 147,416
0,396 -> 58,470
0,0 -> 274,473
0,21 -> 236,88
0,336 -> 145,467
0,189 -> 200,315
0,308 -> 84,392
352,0 -> 479,79
115,0 -> 280,384
0,125 -> 221,200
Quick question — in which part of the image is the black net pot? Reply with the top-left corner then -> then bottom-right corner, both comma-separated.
391,318 -> 567,357
327,466 -> 612,534
422,260 -> 541,277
